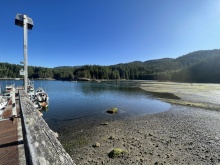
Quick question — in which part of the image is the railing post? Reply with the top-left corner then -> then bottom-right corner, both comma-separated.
11,88 -> 17,117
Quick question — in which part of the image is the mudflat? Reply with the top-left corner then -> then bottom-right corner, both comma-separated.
59,81 -> 220,165
141,81 -> 220,110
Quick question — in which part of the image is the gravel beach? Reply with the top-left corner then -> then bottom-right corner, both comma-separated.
58,82 -> 220,165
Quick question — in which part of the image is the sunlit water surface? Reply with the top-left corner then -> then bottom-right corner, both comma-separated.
0,80 -> 171,131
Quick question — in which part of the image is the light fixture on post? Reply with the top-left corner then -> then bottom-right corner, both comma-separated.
15,13 -> 34,93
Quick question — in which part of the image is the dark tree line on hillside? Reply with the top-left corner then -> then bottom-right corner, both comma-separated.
171,55 -> 220,83
1,49 -> 220,83
0,63 -> 22,78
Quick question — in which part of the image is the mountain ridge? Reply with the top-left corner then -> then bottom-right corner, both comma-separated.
55,49 -> 220,69
1,49 -> 220,82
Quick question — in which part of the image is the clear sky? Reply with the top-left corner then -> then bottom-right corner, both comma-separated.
1,0 -> 220,68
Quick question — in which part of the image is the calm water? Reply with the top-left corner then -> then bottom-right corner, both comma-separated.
0,80 -> 170,131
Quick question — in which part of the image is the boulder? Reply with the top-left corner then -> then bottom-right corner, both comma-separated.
106,108 -> 118,114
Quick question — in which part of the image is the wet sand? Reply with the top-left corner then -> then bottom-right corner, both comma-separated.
58,81 -> 220,165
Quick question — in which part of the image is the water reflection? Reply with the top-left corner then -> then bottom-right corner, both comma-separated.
41,80 -> 170,129
0,80 -> 171,131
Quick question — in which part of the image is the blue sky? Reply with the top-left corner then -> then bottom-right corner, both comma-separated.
1,0 -> 220,68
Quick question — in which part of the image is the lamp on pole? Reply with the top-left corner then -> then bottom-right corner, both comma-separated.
15,13 -> 34,93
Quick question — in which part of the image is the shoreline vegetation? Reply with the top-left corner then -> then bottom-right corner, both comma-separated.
1,49 -> 220,83
56,81 -> 220,164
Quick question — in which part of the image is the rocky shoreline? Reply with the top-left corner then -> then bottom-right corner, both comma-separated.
57,82 -> 220,164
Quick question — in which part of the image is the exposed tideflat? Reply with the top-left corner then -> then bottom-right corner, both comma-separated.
58,81 -> 220,164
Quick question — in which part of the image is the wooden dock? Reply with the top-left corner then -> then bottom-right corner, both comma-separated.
0,91 -> 26,165
0,89 -> 75,165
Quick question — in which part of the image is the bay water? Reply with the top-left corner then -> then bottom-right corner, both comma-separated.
0,80 -> 171,131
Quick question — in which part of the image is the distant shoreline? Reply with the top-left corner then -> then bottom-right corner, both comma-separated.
0,78 -> 56,80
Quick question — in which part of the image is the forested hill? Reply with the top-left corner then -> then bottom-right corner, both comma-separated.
1,49 -> 220,83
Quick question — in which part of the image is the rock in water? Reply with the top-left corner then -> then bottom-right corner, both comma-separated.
106,108 -> 118,114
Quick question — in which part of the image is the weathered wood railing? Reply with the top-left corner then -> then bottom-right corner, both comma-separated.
19,90 -> 75,165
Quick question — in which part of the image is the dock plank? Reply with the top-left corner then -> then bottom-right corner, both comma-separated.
0,119 -> 19,165
0,90 -> 25,165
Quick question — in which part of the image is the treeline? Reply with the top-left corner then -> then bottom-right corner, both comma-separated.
171,55 -> 220,83
1,49 -> 220,83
